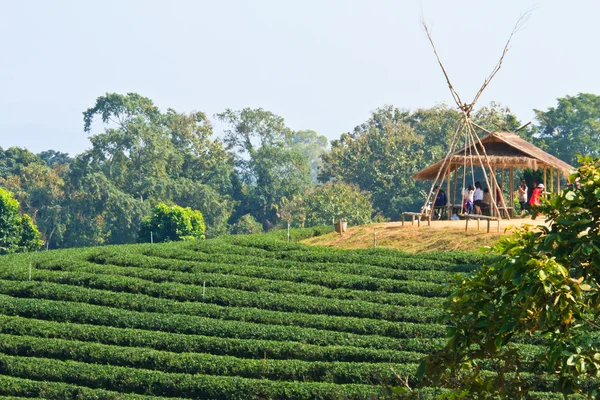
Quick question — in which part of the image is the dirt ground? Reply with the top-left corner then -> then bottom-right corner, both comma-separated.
301,216 -> 551,253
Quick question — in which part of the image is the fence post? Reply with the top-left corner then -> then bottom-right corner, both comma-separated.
150,232 -> 153,244
287,223 -> 290,243
373,231 -> 377,248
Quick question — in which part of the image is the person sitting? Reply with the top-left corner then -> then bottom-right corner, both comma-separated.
463,185 -> 474,214
481,187 -> 492,215
433,185 -> 448,219
473,181 -> 484,214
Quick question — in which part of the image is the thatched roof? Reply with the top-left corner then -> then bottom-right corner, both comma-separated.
414,131 -> 574,180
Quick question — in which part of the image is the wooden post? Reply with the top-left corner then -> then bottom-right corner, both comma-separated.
501,168 -> 505,206
557,171 -> 561,192
509,167 -> 514,210
543,167 -> 547,190
452,167 -> 458,207
550,167 -> 554,193
491,167 -> 496,217
446,166 -> 451,220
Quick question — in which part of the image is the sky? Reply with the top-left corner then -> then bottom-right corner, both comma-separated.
1,0 -> 598,156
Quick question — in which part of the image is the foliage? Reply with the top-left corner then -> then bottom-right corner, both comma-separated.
230,214 -> 263,235
139,202 -> 205,243
418,155 -> 600,398
217,108 -> 312,227
535,93 -> 600,165
287,129 -> 329,184
0,148 -> 66,248
320,106 -> 426,219
319,104 -> 524,220
0,188 -> 42,254
302,182 -> 373,226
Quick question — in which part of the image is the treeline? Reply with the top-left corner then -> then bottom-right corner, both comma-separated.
0,92 -> 597,249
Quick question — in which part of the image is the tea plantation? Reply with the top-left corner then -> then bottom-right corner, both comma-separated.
0,228 -> 577,399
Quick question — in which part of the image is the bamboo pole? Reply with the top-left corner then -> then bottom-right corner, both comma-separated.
543,167 -> 547,191
550,167 -> 554,193
509,167 -> 514,210
446,166 -> 451,220
466,122 -> 508,220
501,168 -> 505,206
557,171 -> 561,192
422,122 -> 465,218
452,167 -> 458,207
464,123 -> 503,219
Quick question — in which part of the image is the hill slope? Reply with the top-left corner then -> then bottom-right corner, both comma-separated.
301,219 -> 549,253
0,229 -> 568,398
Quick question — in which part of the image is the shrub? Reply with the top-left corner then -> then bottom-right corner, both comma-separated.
230,214 -> 263,235
138,202 -> 205,243
0,188 -> 42,254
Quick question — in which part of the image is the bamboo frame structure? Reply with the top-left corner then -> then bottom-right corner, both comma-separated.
417,9 -> 544,222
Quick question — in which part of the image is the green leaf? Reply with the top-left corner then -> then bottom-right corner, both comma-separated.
415,359 -> 427,380
475,320 -> 490,328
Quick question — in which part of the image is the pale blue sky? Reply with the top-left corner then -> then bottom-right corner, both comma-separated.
1,0 -> 598,155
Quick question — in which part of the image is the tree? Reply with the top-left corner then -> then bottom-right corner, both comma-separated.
305,182 -> 372,227
418,155 -> 600,398
139,202 -> 205,243
74,93 -> 233,244
0,188 -> 42,254
217,108 -> 311,227
230,214 -> 263,235
535,93 -> 600,165
287,130 -> 328,184
0,147 -> 66,249
37,150 -> 71,167
320,106 -> 429,219
320,104 -> 524,220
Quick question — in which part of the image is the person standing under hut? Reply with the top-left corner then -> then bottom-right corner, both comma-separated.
463,185 -> 475,214
481,187 -> 492,215
433,185 -> 448,220
517,179 -> 528,216
529,183 -> 544,209
473,181 -> 484,214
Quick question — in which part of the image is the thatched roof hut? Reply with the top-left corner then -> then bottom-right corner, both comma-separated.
414,131 -> 573,181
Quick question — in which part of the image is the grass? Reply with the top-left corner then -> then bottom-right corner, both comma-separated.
300,218 -> 547,253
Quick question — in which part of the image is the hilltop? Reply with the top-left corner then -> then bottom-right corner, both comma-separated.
301,217 -> 549,253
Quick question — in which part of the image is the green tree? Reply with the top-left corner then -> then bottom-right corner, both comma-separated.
287,129 -> 328,184
303,182 -> 372,227
72,93 -> 233,245
0,147 -> 66,249
37,150 -> 71,167
320,106 -> 428,219
217,108 -> 311,227
139,202 -> 205,243
418,155 -> 600,398
0,188 -> 42,254
230,214 -> 263,235
535,93 -> 600,165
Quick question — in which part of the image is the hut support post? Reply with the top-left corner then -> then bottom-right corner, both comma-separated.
557,171 -> 561,192
446,166 -> 451,220
544,168 -> 547,191
501,168 -> 505,207
550,168 -> 554,193
452,168 -> 458,207
509,167 -> 514,210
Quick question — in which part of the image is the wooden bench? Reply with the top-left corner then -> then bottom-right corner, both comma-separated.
464,214 -> 499,233
401,212 -> 431,227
